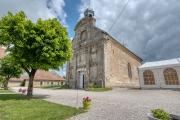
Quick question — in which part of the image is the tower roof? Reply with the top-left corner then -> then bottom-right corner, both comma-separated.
84,8 -> 94,18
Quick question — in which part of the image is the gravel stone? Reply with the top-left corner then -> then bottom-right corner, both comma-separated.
11,87 -> 180,120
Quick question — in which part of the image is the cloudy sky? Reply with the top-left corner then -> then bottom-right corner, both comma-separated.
0,0 -> 180,75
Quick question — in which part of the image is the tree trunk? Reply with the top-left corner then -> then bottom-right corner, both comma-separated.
3,78 -> 9,90
27,69 -> 37,96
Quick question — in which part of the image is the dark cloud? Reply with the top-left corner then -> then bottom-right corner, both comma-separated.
80,0 -> 180,61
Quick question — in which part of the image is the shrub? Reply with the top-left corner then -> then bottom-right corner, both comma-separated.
88,83 -> 101,88
61,84 -> 69,89
151,109 -> 171,120
20,80 -> 26,87
42,84 -> 70,89
88,83 -> 94,88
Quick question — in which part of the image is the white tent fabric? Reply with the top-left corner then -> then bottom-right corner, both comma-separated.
139,58 -> 180,69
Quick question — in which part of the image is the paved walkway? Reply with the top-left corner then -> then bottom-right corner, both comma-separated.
11,87 -> 180,120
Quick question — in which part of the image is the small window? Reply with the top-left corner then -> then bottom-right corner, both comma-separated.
127,63 -> 132,79
80,30 -> 87,41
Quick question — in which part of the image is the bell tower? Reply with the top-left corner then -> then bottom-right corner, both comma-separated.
84,8 -> 94,18
75,8 -> 96,31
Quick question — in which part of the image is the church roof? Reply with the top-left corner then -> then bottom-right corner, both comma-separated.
139,58 -> 180,69
95,27 -> 143,62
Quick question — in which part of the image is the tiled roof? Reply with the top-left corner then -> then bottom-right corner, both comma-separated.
33,70 -> 65,81
10,70 -> 65,81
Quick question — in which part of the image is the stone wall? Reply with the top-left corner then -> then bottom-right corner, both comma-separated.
104,37 -> 141,88
8,81 -> 64,87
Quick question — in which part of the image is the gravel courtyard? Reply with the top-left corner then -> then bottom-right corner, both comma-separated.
12,87 -> 180,120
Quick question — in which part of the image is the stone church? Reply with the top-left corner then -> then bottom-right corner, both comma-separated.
66,8 -> 142,89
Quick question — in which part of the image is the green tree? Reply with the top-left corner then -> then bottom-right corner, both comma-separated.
0,75 -> 5,88
0,55 -> 22,90
0,11 -> 72,96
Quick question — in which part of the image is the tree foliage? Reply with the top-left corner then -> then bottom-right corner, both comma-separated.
0,11 -> 72,95
0,55 -> 22,89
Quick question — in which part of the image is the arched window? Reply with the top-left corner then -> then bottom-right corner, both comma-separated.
80,30 -> 87,41
143,70 -> 155,85
164,68 -> 179,85
127,63 -> 132,79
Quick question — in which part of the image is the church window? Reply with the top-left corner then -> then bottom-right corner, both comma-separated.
143,70 -> 155,85
164,68 -> 179,85
127,63 -> 132,79
80,30 -> 87,41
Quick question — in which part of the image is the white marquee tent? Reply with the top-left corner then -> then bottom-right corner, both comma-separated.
138,58 -> 180,88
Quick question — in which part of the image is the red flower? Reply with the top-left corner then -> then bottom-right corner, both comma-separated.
18,88 -> 22,92
83,96 -> 92,102
22,89 -> 26,94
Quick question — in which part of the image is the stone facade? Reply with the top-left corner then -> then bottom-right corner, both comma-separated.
66,9 -> 142,89
104,38 -> 142,87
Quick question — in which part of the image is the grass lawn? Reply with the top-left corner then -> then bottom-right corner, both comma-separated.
86,87 -> 112,92
0,89 -> 84,120
0,88 -> 11,93
41,85 -> 69,90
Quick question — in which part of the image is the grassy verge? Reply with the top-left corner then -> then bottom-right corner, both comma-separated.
41,84 -> 69,90
0,88 -> 12,93
86,87 -> 112,92
0,89 -> 84,120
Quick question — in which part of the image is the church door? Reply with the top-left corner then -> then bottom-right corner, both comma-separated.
79,72 -> 85,89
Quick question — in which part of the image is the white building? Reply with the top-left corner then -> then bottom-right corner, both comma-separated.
139,58 -> 180,89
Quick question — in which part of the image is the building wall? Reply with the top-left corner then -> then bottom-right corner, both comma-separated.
8,81 -> 21,87
104,38 -> 141,87
9,81 -> 64,87
139,66 -> 180,88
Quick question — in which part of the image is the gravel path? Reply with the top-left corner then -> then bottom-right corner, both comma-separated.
11,87 -> 180,120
